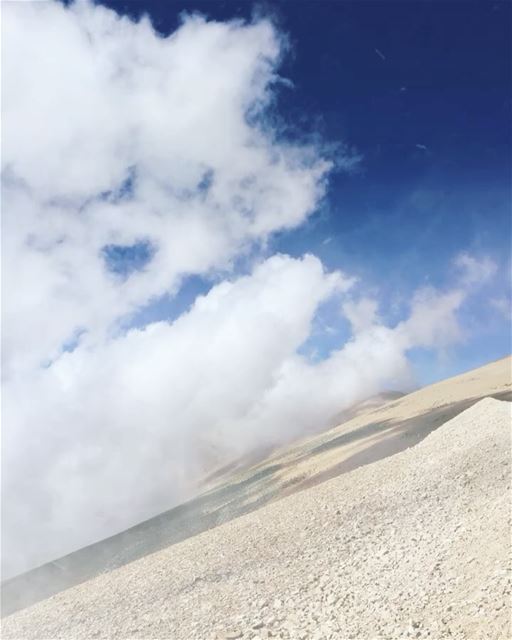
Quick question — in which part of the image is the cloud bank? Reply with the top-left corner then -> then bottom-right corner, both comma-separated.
3,0 -> 337,379
1,0 -> 499,577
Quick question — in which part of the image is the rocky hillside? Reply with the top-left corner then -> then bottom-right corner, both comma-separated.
2,356 -> 511,625
3,397 -> 510,639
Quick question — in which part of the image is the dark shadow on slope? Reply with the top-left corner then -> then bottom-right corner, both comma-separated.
309,420 -> 396,456
202,445 -> 277,486
2,391 -> 510,617
277,391 -> 512,497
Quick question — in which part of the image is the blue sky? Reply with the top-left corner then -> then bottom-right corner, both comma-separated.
100,0 -> 511,384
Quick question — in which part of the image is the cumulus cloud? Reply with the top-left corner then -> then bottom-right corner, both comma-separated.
2,0 -> 337,379
1,0 -> 500,578
396,287 -> 465,349
3,246 -> 484,576
343,297 -> 380,334
3,254 -> 346,572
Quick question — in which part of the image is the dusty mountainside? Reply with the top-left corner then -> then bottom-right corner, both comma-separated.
328,390 -> 405,427
3,397 -> 510,640
216,355 -> 511,498
2,356 -> 510,619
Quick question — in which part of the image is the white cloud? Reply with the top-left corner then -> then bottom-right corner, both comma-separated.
1,0 -> 346,576
3,248 -> 479,576
396,287 -> 465,349
2,254 -> 346,573
2,0 -> 337,379
1,0 -> 500,579
454,252 -> 498,286
342,297 -> 380,334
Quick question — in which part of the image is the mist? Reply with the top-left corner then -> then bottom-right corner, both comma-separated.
1,0 -> 499,579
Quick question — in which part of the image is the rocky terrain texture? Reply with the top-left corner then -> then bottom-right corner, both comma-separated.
3,396 -> 510,640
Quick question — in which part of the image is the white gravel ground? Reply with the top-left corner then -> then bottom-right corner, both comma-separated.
3,397 -> 511,640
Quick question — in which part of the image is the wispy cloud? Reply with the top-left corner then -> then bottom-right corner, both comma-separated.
454,252 -> 498,286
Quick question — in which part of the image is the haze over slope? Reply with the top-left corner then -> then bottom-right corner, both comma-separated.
2,356 -> 510,617
3,395 -> 510,639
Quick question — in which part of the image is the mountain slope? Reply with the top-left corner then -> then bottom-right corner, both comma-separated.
4,397 -> 511,639
328,390 -> 405,426
2,356 -> 511,618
